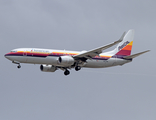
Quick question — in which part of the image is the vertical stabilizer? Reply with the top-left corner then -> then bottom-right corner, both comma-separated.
116,40 -> 133,56
115,29 -> 134,56
106,29 -> 135,56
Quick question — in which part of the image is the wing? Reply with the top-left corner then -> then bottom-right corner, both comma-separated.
73,32 -> 126,60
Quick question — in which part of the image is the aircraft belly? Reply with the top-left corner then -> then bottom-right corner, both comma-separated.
15,56 -> 58,65
115,58 -> 131,65
84,60 -> 106,68
83,58 -> 116,68
84,58 -> 131,68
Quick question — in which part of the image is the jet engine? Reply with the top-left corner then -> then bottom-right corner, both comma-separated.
40,65 -> 57,72
58,56 -> 75,66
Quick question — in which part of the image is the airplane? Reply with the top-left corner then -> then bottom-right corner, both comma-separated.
4,29 -> 149,75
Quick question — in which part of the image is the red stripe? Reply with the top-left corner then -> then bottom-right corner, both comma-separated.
116,50 -> 131,56
7,52 -> 49,57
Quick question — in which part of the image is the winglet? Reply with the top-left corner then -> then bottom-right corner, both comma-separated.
119,31 -> 126,41
114,32 -> 126,44
123,50 -> 150,60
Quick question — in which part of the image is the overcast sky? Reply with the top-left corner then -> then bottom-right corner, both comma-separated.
0,0 -> 156,120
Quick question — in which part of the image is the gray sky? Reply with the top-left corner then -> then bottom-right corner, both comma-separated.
0,0 -> 156,120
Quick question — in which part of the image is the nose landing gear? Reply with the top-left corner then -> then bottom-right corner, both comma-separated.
17,64 -> 21,69
12,61 -> 21,69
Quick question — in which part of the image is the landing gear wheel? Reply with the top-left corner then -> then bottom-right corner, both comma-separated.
17,65 -> 21,69
75,66 -> 81,71
64,70 -> 70,76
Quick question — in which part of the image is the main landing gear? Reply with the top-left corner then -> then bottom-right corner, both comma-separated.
64,66 -> 81,76
63,66 -> 81,76
64,69 -> 70,76
75,66 -> 81,71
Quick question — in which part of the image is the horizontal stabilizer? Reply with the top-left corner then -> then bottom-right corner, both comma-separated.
123,50 -> 150,59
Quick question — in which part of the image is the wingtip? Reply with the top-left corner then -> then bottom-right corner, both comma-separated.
146,50 -> 150,52
119,31 -> 126,41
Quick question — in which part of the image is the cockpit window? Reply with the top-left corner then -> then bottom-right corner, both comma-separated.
11,50 -> 17,53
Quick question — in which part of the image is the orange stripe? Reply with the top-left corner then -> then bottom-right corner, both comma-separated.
100,55 -> 111,58
122,45 -> 132,50
53,52 -> 78,55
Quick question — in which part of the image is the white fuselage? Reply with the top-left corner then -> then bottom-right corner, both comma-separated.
5,30 -> 149,76
5,48 -> 131,68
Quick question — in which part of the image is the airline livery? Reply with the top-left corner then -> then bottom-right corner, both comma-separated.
5,30 -> 149,75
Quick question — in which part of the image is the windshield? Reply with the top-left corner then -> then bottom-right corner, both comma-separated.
11,50 -> 17,53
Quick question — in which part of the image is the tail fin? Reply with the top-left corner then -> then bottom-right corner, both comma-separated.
105,29 -> 150,59
107,29 -> 134,56
115,29 -> 134,56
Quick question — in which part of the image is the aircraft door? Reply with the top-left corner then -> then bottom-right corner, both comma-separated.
23,51 -> 27,56
22,50 -> 28,63
112,55 -> 117,66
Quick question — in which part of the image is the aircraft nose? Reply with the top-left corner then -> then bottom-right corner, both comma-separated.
4,53 -> 9,59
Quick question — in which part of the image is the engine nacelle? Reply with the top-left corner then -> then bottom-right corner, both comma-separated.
58,56 -> 75,66
40,65 -> 57,72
